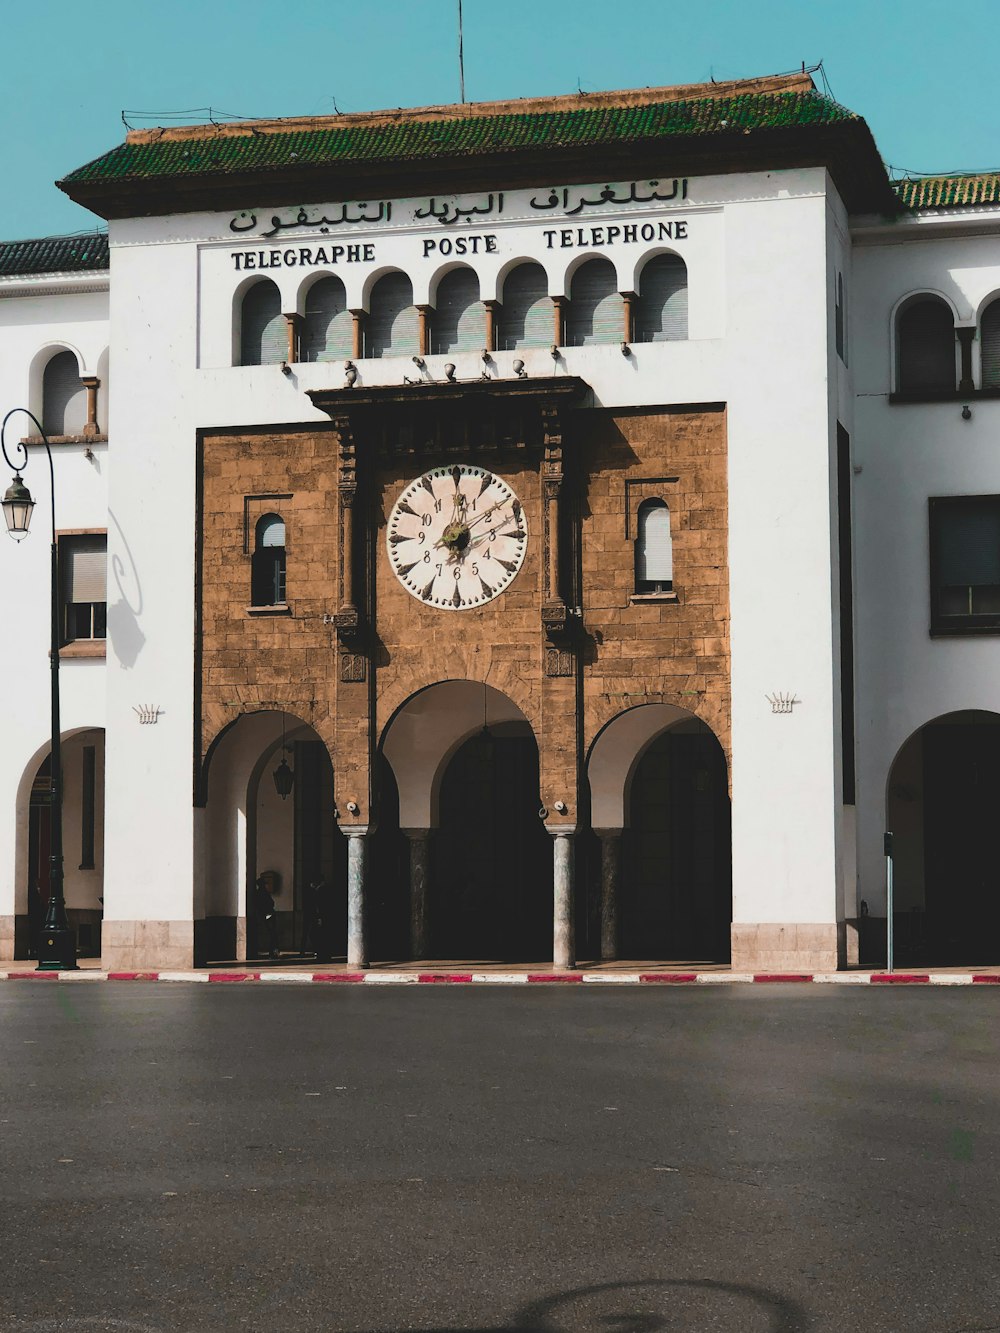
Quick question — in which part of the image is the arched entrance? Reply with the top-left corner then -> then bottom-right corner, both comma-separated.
886,710 -> 1000,966
16,728 -> 105,959
200,711 -> 345,963
587,705 -> 731,963
381,680 -> 550,962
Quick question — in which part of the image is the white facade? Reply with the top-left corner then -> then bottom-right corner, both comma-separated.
2,74 -> 997,969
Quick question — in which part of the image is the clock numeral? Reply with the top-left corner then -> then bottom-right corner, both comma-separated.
423,551 -> 431,563
434,498 -> 443,513
421,512 -> 432,527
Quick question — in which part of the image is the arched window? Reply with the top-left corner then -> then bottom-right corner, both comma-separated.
565,258 -> 624,346
635,499 -> 673,594
981,299 -> 1000,390
365,273 -> 419,358
301,276 -> 352,362
42,350 -> 87,436
635,255 -> 688,342
432,269 -> 486,354
251,514 -> 286,607
240,281 -> 286,367
897,297 -> 955,394
497,263 -> 551,351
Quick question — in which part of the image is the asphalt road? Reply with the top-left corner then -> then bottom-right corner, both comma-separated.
1,983 -> 999,1333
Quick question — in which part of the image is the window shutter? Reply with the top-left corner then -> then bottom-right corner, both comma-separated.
498,264 -> 551,350
433,269 -> 486,353
898,299 -> 955,393
635,255 -> 688,342
240,282 -> 285,366
365,273 -> 419,358
566,259 -> 623,346
43,351 -> 87,435
637,504 -> 672,585
302,277 -> 353,362
64,537 -> 107,603
982,301 -> 1000,390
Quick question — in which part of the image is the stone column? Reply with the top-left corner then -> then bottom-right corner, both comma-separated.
345,828 -> 369,969
284,313 -> 301,364
404,829 -> 431,959
552,295 -> 566,348
958,326 -> 975,394
621,291 -> 637,345
550,828 -> 575,969
483,300 -> 499,353
80,376 -> 100,438
416,305 -> 432,357
597,829 -> 621,961
349,310 -> 365,360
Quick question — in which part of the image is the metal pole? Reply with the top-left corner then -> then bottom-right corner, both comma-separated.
0,408 -> 76,971
458,0 -> 466,103
884,830 -> 894,973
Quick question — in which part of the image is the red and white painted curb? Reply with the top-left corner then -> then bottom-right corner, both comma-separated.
1,968 -> 999,985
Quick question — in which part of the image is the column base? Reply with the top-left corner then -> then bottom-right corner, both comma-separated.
0,915 -> 14,962
730,923 -> 842,972
102,920 -> 194,971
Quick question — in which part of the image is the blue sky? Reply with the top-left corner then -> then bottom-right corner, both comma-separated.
3,0 -> 997,239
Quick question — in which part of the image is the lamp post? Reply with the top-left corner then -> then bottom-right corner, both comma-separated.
1,408 -> 77,971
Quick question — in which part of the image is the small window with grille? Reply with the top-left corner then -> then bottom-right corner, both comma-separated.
634,499 -> 673,595
251,513 -> 287,607
59,535 -> 107,642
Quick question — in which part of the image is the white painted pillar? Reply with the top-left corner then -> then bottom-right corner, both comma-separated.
550,828 -> 575,969
404,828 -> 431,960
345,828 -> 369,969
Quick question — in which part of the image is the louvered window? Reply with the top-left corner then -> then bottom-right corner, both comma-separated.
565,259 -> 624,346
365,273 -> 419,358
497,263 -> 551,350
635,255 -> 688,342
897,297 -> 955,394
60,534 -> 107,641
240,281 -> 286,366
635,500 -> 673,593
301,276 -> 353,362
433,269 -> 486,354
930,496 -> 1000,634
252,514 -> 287,606
981,300 -> 1000,390
43,351 -> 87,436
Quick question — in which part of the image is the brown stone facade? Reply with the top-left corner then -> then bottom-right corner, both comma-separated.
196,383 -> 729,872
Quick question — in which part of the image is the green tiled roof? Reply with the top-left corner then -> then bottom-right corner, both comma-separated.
0,233 -> 108,276
894,174 -> 1000,211
63,91 -> 857,185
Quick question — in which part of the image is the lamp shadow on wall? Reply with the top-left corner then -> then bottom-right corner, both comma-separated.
106,508 -> 145,669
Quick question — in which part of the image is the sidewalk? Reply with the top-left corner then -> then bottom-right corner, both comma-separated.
5,957 -> 1000,984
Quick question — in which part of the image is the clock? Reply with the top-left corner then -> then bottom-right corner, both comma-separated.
387,464 -> 528,609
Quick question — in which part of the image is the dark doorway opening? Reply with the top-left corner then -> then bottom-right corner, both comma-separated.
369,756 -> 409,962
434,729 -> 551,960
623,723 -> 731,961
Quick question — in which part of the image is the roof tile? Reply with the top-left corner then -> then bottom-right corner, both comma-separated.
0,233 -> 109,277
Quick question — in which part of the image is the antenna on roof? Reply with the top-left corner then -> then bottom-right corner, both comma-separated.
458,0 -> 466,103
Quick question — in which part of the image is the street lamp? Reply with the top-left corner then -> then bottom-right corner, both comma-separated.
1,408 -> 77,970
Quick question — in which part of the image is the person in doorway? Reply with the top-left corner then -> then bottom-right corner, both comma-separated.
254,872 -> 280,960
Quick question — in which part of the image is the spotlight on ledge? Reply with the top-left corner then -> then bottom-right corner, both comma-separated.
962,404 -> 973,420
550,345 -> 560,360
512,359 -> 527,379
444,363 -> 457,382
344,361 -> 358,387
412,355 -> 426,369
621,342 -> 632,357
280,360 -> 293,376
481,348 -> 491,362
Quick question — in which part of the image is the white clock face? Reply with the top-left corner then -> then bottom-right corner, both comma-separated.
387,465 -> 528,610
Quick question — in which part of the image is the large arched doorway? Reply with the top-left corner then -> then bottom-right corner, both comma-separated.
381,680 -> 550,962
588,705 -> 731,963
887,710 -> 1000,966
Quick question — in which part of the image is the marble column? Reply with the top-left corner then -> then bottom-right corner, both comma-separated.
345,828 -> 369,969
405,828 -> 431,960
597,830 -> 622,961
550,828 -> 575,969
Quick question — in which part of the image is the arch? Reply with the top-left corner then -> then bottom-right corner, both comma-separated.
634,498 -> 673,593
885,709 -> 1000,966
300,274 -> 352,363
895,292 -> 956,394
496,261 -> 552,351
364,271 -> 418,358
42,348 -> 87,436
634,252 -> 688,341
239,279 -> 286,367
981,297 -> 1000,390
251,512 -> 286,607
430,266 -> 486,354
565,257 -> 624,346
